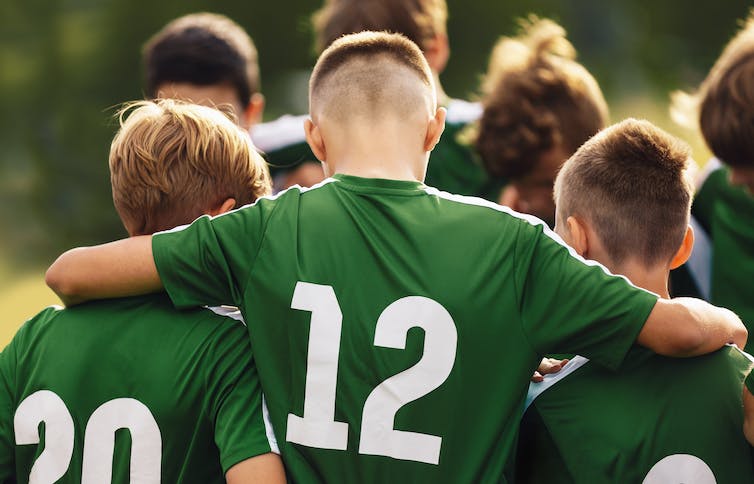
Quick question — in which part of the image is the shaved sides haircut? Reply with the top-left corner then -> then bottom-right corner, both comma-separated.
309,31 -> 435,122
555,119 -> 693,267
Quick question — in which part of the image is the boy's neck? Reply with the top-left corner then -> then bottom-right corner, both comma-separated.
323,122 -> 429,182
612,259 -> 671,299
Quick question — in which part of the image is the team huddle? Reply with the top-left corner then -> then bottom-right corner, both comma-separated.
3,1 -> 754,483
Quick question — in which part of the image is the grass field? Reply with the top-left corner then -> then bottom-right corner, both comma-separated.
0,269 -> 61,347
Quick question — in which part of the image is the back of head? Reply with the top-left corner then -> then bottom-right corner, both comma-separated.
143,13 -> 260,108
697,11 -> 754,168
554,118 -> 693,268
312,0 -> 447,54
309,31 -> 435,125
476,17 -> 608,180
110,99 -> 271,236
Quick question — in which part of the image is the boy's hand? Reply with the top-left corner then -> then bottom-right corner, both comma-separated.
531,357 -> 569,383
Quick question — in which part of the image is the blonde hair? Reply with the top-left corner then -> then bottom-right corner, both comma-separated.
555,119 -> 693,267
671,10 -> 754,168
476,17 -> 608,180
110,99 -> 271,235
312,0 -> 447,54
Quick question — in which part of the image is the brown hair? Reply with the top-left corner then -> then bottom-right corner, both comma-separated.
673,11 -> 754,168
309,31 -> 434,122
554,118 -> 693,267
109,99 -> 271,236
312,0 -> 447,53
143,13 -> 260,107
476,17 -> 608,180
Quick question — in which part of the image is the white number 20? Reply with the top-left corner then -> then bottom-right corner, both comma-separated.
14,391 -> 161,483
285,282 -> 458,465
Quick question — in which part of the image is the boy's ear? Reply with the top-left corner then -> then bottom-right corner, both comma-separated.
304,118 -> 326,162
565,215 -> 589,258
207,198 -> 236,217
242,93 -> 265,128
670,224 -> 695,270
424,107 -> 446,152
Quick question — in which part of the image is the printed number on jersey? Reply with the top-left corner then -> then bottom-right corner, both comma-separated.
286,281 -> 458,465
14,391 -> 161,483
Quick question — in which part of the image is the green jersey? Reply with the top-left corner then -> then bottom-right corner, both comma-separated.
252,100 -> 497,199
152,174 -> 657,483
518,345 -> 754,483
0,294 -> 276,483
670,159 -> 754,351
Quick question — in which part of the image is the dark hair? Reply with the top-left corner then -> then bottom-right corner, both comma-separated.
143,12 -> 260,107
312,0 -> 447,53
555,119 -> 693,267
476,18 -> 607,180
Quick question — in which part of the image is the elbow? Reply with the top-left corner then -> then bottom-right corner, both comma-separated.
46,253 -> 84,306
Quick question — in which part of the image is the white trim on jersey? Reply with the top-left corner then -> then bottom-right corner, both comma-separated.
524,356 -> 590,411
207,306 -> 280,454
262,395 -> 280,454
250,114 -> 309,153
445,99 -> 482,124
207,305 -> 246,325
421,187 -> 658,297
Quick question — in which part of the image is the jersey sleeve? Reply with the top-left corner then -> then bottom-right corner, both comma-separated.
206,320 -> 276,473
152,200 -> 271,309
514,220 -> 657,370
0,339 -> 16,482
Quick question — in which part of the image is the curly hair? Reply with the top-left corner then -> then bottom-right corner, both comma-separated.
476,17 -> 608,180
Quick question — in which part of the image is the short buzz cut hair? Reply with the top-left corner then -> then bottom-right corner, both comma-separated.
309,31 -> 435,121
110,99 -> 271,236
143,12 -> 260,107
554,119 -> 693,267
312,0 -> 447,54
476,17 -> 608,180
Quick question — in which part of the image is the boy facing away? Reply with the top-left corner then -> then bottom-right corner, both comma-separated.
46,32 -> 745,483
669,11 -> 754,351
0,100 -> 284,483
517,119 -> 754,483
255,0 -> 491,197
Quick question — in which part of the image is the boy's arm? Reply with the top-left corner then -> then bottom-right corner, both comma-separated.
225,453 -> 286,484
637,297 -> 747,357
45,236 -> 161,306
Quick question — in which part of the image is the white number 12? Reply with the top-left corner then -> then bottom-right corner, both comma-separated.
285,282 -> 458,465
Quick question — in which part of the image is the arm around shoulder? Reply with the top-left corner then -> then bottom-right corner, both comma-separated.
226,453 -> 286,484
46,236 -> 162,306
637,297 -> 747,357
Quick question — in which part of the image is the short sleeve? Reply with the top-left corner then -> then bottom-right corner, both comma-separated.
746,369 -> 754,396
514,220 -> 658,370
152,201 -> 269,309
206,321 -> 275,472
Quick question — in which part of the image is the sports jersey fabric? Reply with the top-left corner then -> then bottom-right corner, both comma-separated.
152,174 -> 656,483
519,345 -> 754,483
0,294 -> 275,483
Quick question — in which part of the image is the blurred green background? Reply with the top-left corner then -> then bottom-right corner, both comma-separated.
0,0 -> 750,341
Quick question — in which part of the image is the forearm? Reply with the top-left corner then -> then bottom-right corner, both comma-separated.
639,298 -> 747,357
46,236 -> 162,306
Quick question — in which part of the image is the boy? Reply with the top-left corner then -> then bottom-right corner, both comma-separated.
517,119 -> 754,482
46,33 -> 745,483
475,17 -> 608,227
0,100 -> 284,483
143,13 -> 265,131
669,11 -> 754,351
255,0 -> 491,197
